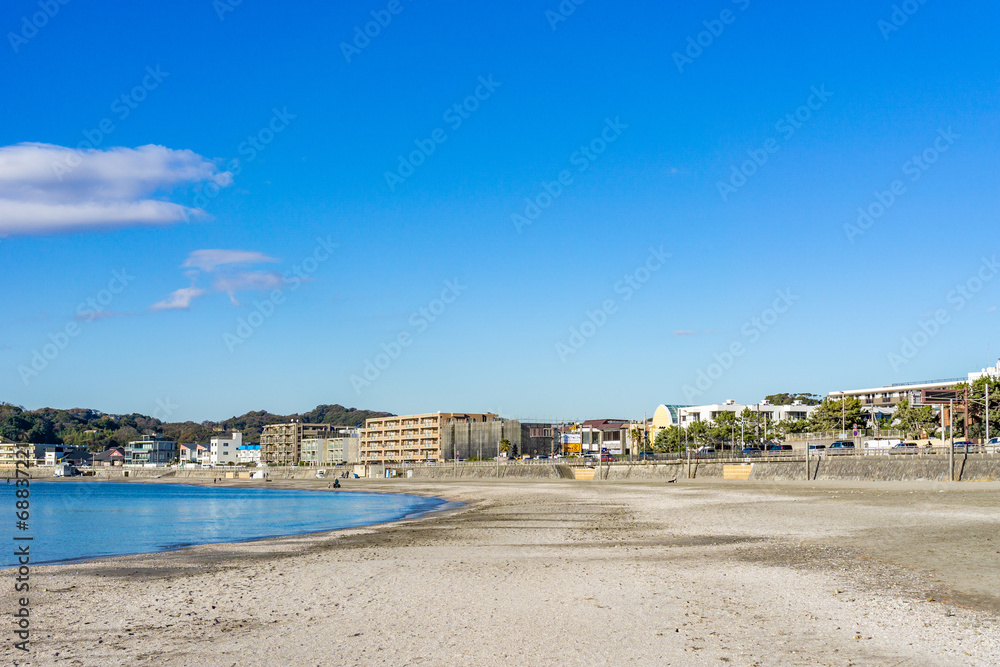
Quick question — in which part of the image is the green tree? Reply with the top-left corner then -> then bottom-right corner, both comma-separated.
498,438 -> 513,457
764,392 -> 821,406
955,377 -> 1000,441
652,426 -> 683,453
892,399 -> 939,439
809,397 -> 864,433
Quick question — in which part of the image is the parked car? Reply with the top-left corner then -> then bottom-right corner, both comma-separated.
536,455 -> 549,460
891,442 -> 919,453
694,447 -> 716,457
637,451 -> 657,460
952,440 -> 976,451
766,444 -> 793,452
600,453 -> 614,462
741,447 -> 762,457
807,444 -> 826,450
829,441 -> 855,451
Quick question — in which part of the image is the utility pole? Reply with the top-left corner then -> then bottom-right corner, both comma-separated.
948,398 -> 954,482
841,393 -> 846,437
987,383 -> 990,444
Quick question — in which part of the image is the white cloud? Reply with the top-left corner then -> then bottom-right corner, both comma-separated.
0,143 -> 231,236
181,249 -> 279,272
150,287 -> 208,311
153,251 -> 287,312
213,271 -> 286,293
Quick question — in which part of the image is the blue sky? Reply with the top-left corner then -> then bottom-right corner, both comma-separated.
1,0 -> 999,422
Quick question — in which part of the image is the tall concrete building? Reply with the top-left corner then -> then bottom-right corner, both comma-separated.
360,412 -> 498,463
260,422 -> 339,466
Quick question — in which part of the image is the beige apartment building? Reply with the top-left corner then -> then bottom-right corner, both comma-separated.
260,422 -> 338,466
360,412 -> 498,463
0,437 -> 19,469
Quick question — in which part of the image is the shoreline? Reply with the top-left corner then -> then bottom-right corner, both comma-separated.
8,478 -> 465,569
7,478 -> 999,665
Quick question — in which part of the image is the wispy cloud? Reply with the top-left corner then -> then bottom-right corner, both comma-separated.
151,287 -> 208,311
153,250 -> 288,312
214,271 -> 287,304
181,249 -> 278,272
673,330 -> 696,336
0,143 -> 231,236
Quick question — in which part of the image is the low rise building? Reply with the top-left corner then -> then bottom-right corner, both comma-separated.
180,443 -> 210,464
126,435 -> 178,465
678,399 -> 816,426
237,443 -> 262,465
649,404 -> 689,443
578,419 -> 632,454
209,432 -> 242,466
39,445 -> 91,467
93,447 -> 125,466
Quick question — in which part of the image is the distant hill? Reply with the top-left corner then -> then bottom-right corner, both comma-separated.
0,402 -> 393,451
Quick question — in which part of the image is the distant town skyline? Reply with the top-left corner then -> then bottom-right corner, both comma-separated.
3,1 -> 999,423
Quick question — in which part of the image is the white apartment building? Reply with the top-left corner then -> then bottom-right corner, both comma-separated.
679,399 -> 816,426
209,432 -> 242,466
237,443 -> 261,465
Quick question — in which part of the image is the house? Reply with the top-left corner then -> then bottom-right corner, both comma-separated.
578,419 -> 632,455
126,435 -> 178,465
92,447 -> 126,466
180,443 -> 210,464
39,445 -> 91,467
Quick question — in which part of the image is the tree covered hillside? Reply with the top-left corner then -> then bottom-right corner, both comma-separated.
0,403 -> 393,451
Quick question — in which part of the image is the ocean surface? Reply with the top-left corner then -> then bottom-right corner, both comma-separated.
2,481 -> 448,566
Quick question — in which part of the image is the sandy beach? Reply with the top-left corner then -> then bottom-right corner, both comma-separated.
6,478 -> 1000,666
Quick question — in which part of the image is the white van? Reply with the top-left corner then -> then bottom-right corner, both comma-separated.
863,439 -> 901,452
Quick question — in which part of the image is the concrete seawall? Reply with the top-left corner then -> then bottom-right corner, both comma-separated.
19,455 -> 1000,483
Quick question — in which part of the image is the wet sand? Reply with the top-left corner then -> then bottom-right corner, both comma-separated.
5,478 -> 999,666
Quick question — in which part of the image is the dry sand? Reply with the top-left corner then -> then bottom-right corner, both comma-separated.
5,478 -> 1000,666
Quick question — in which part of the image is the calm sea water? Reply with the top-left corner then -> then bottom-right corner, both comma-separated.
1,481 -> 448,566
